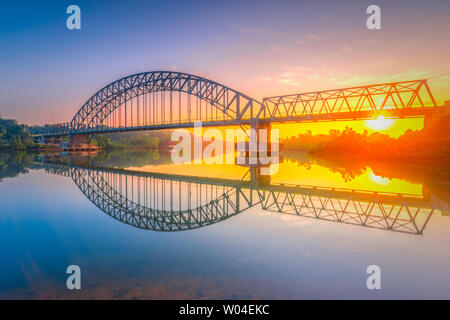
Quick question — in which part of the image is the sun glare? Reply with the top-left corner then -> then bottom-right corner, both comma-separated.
365,115 -> 395,131
368,171 -> 391,185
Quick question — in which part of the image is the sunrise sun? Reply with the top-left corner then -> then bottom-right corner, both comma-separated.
365,115 -> 395,131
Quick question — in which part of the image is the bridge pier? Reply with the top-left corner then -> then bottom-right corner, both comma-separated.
422,103 -> 450,157
249,165 -> 271,186
239,121 -> 274,186
70,134 -> 91,145
249,121 -> 272,157
424,103 -> 450,131
64,134 -> 98,152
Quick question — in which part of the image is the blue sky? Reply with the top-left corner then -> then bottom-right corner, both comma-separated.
0,0 -> 449,124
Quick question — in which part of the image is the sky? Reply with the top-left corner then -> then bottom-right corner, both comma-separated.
0,0 -> 449,136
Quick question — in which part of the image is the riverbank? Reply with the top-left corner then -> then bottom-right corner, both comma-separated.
281,126 -> 450,163
92,132 -> 171,151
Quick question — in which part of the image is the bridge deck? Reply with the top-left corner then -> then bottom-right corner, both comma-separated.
40,107 -> 439,138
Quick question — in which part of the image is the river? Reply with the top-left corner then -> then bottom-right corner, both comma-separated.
0,150 -> 449,299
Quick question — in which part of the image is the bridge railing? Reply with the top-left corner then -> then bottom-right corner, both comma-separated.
41,122 -> 72,136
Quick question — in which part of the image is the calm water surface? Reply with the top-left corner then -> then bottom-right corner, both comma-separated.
1,151 -> 449,299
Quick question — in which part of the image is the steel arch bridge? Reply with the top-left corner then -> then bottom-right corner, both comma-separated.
40,71 -> 440,138
44,71 -> 265,137
40,162 -> 435,234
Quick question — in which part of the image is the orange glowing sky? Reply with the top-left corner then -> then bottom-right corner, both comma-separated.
272,118 -> 422,139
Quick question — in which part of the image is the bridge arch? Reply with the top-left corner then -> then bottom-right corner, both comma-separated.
70,71 -> 264,132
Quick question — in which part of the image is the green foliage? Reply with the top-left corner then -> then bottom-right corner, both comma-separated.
93,133 -> 161,150
0,118 -> 33,149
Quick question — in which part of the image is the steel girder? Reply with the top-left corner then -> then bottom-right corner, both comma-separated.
261,79 -> 438,121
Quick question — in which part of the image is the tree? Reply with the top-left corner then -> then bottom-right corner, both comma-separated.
0,118 -> 33,149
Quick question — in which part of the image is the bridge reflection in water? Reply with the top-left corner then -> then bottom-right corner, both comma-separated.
40,162 -> 435,235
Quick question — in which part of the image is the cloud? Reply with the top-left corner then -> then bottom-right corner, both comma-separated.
333,69 -> 435,87
338,45 -> 355,53
306,33 -> 321,41
275,66 -> 323,87
270,45 -> 281,52
253,67 -> 322,90
296,34 -> 321,46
